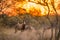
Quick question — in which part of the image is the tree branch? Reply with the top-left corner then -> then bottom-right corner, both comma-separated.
28,0 -> 47,6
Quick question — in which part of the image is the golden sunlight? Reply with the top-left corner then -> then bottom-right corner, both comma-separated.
1,0 -> 60,17
16,2 -> 46,16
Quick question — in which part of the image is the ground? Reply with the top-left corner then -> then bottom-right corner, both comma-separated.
0,26 -> 56,40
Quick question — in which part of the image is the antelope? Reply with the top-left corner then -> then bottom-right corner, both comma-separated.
14,21 -> 32,33
14,21 -> 26,33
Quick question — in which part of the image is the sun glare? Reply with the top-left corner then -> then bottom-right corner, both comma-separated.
1,0 -> 60,17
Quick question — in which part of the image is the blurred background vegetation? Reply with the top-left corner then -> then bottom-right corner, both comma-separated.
0,0 -> 60,40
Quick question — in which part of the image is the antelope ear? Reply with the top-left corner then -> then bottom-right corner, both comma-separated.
25,25 -> 28,29
23,21 -> 26,24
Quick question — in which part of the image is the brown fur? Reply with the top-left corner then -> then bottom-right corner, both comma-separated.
14,23 -> 26,33
14,21 -> 33,33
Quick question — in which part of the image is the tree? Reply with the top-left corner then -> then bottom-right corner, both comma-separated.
28,0 -> 59,40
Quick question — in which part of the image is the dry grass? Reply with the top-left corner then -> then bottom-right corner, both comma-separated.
0,26 -> 57,40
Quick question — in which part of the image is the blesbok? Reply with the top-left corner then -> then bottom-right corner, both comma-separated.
14,21 -> 32,33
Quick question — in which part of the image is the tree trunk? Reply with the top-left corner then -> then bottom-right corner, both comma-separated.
50,27 -> 53,40
56,27 -> 60,40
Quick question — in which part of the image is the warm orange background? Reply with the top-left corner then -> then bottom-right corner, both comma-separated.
1,0 -> 60,17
